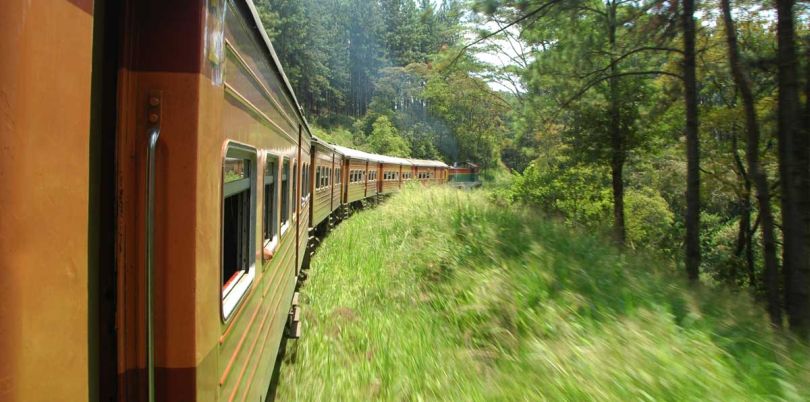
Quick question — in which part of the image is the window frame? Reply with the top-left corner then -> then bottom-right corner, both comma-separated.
220,143 -> 257,322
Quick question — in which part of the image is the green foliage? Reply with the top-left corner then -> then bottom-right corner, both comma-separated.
310,125 -> 356,149
278,187 -> 810,400
511,161 -> 613,228
369,116 -> 411,156
625,188 -> 675,250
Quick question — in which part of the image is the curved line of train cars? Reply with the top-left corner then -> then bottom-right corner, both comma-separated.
0,1 -> 449,401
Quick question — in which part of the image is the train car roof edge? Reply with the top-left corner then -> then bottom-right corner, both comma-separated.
243,0 -> 313,139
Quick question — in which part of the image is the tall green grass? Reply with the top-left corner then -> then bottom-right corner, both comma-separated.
277,187 -> 809,401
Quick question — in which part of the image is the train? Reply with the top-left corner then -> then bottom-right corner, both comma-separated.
0,1 -> 449,401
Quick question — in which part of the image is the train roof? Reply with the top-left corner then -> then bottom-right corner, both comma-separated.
311,136 -> 336,151
330,144 -> 447,167
407,158 -> 450,168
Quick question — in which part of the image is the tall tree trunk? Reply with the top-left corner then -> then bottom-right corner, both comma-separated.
682,0 -> 701,281
731,134 -> 755,286
775,0 -> 809,337
607,1 -> 626,246
722,0 -> 782,326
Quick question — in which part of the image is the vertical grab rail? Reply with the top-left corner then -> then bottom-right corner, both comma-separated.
145,126 -> 160,402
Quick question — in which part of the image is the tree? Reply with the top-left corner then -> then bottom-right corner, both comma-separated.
681,0 -> 701,282
369,115 -> 412,156
775,0 -> 809,337
720,0 -> 781,325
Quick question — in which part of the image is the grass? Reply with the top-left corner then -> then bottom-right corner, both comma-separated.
276,186 -> 809,401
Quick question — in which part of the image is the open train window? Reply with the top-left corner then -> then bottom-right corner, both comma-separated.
264,157 -> 278,247
281,158 -> 290,231
292,160 -> 298,218
321,166 -> 326,188
221,144 -> 256,320
335,168 -> 341,184
301,162 -> 310,202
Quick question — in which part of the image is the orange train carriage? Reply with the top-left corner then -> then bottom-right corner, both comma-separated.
0,0 -> 449,401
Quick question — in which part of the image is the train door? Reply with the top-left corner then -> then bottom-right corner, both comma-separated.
90,1 -> 123,400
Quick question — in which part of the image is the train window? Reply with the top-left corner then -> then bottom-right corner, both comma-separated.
301,163 -> 306,201
321,167 -> 326,188
221,145 -> 256,320
317,166 -> 323,188
335,168 -> 341,184
281,158 -> 289,229
263,157 -> 278,245
292,160 -> 298,218
315,166 -> 321,190
305,163 -> 310,197
320,166 -> 325,188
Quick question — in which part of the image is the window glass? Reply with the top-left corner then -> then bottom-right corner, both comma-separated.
281,158 -> 289,226
221,145 -> 256,320
292,160 -> 298,216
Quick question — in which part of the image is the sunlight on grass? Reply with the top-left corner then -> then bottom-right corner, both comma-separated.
277,187 -> 809,401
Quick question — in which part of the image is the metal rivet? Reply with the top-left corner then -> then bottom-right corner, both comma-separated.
149,97 -> 160,106
148,113 -> 159,123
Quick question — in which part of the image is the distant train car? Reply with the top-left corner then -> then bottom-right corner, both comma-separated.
335,145 -> 371,204
378,155 -> 412,194
1,1 -> 450,401
449,162 -> 482,188
409,159 -> 450,185
311,138 -> 337,227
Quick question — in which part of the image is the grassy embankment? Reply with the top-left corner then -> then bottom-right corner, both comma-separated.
277,186 -> 809,401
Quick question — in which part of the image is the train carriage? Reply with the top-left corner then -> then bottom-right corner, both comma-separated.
378,155 -> 411,194
366,160 -> 380,198
410,159 -> 450,185
311,139 -> 336,227
335,145 -> 372,204
331,151 -> 345,215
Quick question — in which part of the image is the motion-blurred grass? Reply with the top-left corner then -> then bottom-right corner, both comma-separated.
276,187 -> 809,401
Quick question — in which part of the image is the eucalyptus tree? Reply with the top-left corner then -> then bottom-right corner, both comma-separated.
720,0 -> 781,325
775,0 -> 809,337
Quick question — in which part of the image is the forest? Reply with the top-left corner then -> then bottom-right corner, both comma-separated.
257,0 -> 810,338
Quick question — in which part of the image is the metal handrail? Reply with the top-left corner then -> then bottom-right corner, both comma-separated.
145,126 -> 160,402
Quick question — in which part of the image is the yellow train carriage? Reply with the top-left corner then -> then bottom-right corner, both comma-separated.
311,139 -> 337,227
378,155 -> 413,194
335,145 -> 376,204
